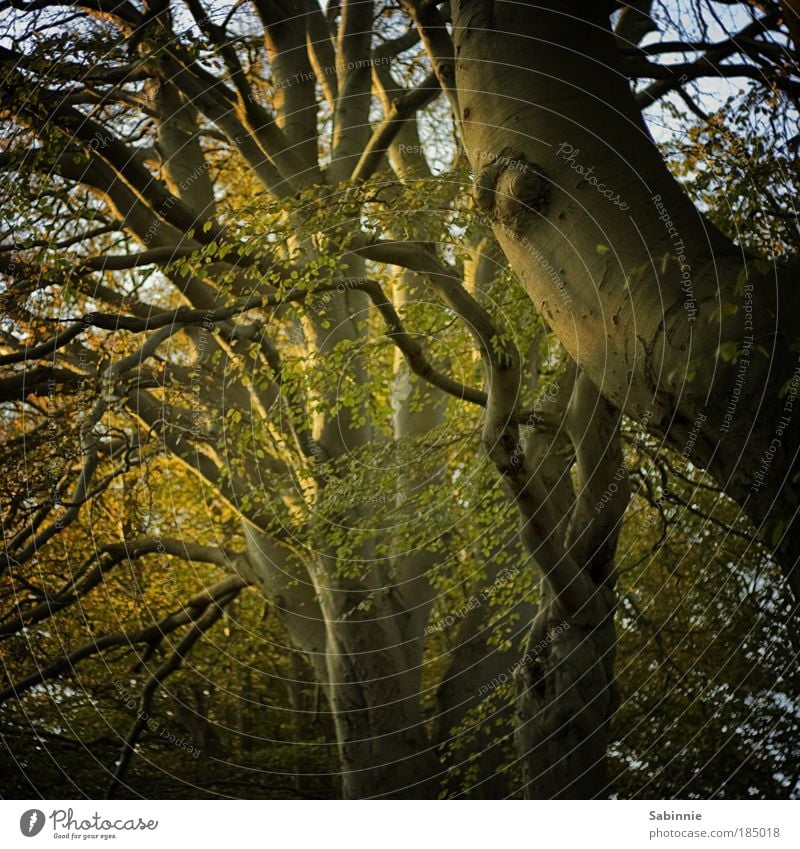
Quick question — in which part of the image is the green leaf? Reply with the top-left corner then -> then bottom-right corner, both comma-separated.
708,301 -> 738,323
734,267 -> 749,296
753,258 -> 770,275
716,341 -> 739,363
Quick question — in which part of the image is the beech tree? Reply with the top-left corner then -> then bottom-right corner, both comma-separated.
0,0 -> 798,799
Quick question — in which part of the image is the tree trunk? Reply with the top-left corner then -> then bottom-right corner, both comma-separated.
511,373 -> 627,798
514,585 -> 618,798
482,364 -> 629,798
245,526 -> 442,798
323,616 -> 442,798
451,0 -> 800,597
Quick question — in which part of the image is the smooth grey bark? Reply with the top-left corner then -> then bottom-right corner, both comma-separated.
514,373 -> 628,799
449,0 -> 800,598
437,0 -> 800,796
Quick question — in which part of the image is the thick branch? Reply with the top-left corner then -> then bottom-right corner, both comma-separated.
352,71 -> 440,182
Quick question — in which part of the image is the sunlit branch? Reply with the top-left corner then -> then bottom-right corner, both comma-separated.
1,326 -> 182,570
400,0 -> 459,116
354,239 -> 606,617
352,71 -> 440,182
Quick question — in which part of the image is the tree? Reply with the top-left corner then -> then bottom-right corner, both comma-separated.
449,0 -> 800,580
0,0 -> 798,799
442,0 -> 800,793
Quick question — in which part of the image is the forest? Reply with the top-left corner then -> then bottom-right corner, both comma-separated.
0,0 -> 799,800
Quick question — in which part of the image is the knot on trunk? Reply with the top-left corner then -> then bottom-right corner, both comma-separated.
473,147 -> 550,232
